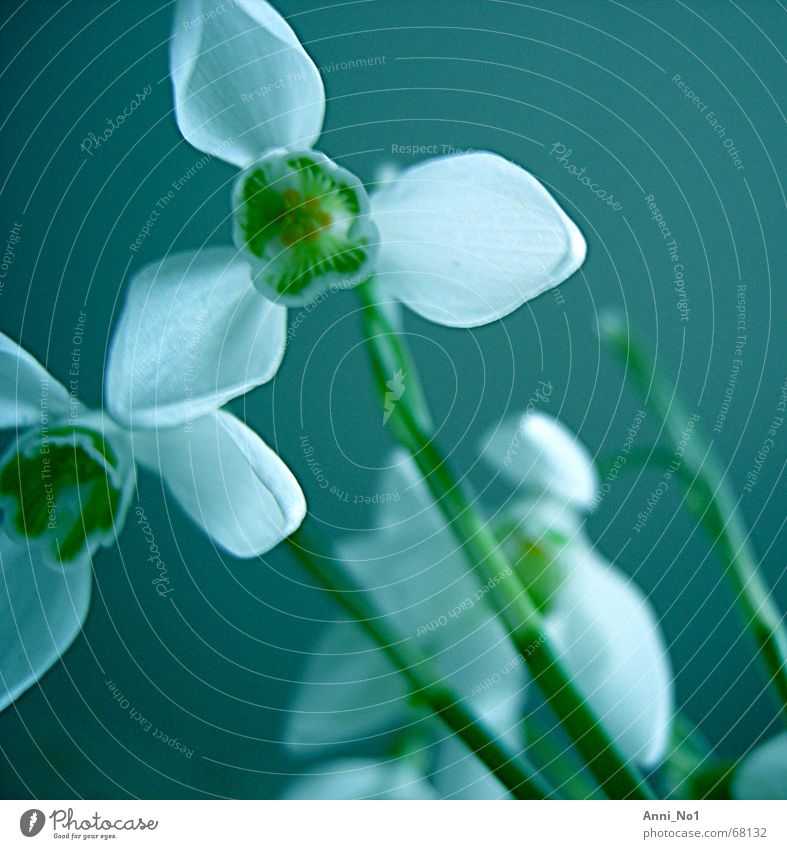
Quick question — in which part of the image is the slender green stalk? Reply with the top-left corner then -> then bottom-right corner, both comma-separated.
285,525 -> 553,800
600,314 -> 787,713
356,284 -> 656,800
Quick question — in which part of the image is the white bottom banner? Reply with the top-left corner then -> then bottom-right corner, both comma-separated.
1,800 -> 784,848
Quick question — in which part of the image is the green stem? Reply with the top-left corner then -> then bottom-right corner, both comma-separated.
285,525 -> 552,800
600,314 -> 787,714
357,284 -> 656,800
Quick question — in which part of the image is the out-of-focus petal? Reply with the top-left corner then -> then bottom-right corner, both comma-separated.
545,553 -> 674,768
482,411 -> 599,510
733,732 -> 787,800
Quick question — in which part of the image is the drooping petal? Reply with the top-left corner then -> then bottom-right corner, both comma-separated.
171,0 -> 325,166
106,249 -> 286,430
133,410 -> 305,557
285,622 -> 426,757
283,757 -> 437,800
482,411 -> 599,510
733,732 -> 787,800
370,152 -> 586,327
545,554 -> 673,768
0,540 -> 91,712
0,332 -> 71,430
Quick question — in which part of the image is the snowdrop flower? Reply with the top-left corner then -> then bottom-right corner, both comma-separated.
481,410 -> 674,768
285,452 -> 527,799
169,0 -> 586,325
732,732 -> 787,800
0,328 -> 304,711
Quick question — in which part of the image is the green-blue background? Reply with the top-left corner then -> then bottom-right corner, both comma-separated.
0,0 -> 784,798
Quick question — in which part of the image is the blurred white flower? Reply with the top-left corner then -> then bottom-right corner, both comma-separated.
733,732 -> 787,800
284,452 -> 526,799
0,330 -> 305,711
168,0 -> 586,323
482,411 -> 674,768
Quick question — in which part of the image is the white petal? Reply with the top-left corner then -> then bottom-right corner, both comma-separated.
0,333 -> 71,430
133,410 -> 305,557
482,411 -> 599,510
733,732 -> 787,800
106,249 -> 286,430
171,0 -> 325,166
284,623 -> 422,757
371,152 -> 586,327
545,555 -> 673,768
0,540 -> 91,711
283,757 -> 437,800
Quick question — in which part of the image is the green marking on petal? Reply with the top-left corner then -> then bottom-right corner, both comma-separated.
496,517 -> 568,614
232,149 -> 379,305
0,425 -> 125,564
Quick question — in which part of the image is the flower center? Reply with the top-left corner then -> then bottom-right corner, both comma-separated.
233,150 -> 379,305
0,425 -> 125,564
279,189 -> 333,246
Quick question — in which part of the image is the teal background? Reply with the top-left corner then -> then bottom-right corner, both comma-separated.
0,0 -> 784,798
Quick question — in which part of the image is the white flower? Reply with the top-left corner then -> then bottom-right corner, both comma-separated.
0,330 -> 305,711
733,732 -> 787,800
482,411 -> 674,768
284,452 -> 527,799
168,0 -> 586,324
